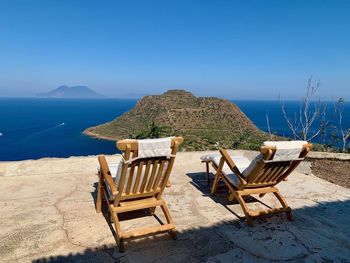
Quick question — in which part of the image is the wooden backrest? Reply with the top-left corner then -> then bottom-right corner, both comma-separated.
112,137 -> 183,204
220,143 -> 312,189
244,143 -> 312,188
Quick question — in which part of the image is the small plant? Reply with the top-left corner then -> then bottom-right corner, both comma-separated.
231,129 -> 263,151
129,122 -> 174,139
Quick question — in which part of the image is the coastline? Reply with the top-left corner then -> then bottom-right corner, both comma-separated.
82,126 -> 118,141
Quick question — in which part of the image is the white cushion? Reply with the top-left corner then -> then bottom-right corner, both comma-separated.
200,153 -> 221,162
211,155 -> 251,187
242,154 -> 263,177
263,140 -> 307,161
212,155 -> 251,175
225,173 -> 241,187
97,163 -> 119,178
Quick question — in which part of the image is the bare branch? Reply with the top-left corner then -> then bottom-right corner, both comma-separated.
280,76 -> 327,142
266,113 -> 273,140
336,98 -> 349,151
279,95 -> 302,140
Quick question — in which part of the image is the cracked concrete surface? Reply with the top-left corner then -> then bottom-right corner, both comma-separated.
0,151 -> 350,263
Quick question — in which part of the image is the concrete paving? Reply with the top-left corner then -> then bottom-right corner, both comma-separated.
0,151 -> 350,263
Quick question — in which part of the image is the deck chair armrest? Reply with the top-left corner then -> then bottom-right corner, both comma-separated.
98,155 -> 118,196
104,173 -> 118,196
219,149 -> 247,185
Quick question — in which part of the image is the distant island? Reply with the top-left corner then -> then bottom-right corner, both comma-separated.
84,89 -> 270,150
37,85 -> 104,99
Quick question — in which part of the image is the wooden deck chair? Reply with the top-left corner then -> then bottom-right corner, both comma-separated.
96,137 -> 183,251
207,141 -> 312,226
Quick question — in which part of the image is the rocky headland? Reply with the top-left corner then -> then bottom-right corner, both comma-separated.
84,89 -> 270,150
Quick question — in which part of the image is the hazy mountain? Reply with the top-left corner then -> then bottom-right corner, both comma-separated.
37,85 -> 104,99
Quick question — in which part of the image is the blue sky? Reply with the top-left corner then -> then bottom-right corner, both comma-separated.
0,0 -> 349,100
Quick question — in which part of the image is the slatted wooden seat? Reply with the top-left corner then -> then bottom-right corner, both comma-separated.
96,137 -> 183,251
210,142 -> 312,226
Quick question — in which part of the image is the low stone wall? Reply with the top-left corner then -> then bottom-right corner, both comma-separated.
308,151 -> 350,160
1,150 -> 349,178
220,150 -> 350,176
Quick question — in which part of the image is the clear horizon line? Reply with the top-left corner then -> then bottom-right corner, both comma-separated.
0,95 -> 348,102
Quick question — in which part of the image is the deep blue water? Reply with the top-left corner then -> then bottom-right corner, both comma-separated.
234,100 -> 309,138
1,98 -> 349,161
0,98 -> 136,161
234,100 -> 350,144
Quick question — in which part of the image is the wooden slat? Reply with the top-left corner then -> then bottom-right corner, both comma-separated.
125,164 -> 136,194
120,191 -> 159,200
237,187 -> 278,195
254,166 -> 273,183
152,159 -> 166,190
113,199 -> 164,213
247,168 -> 264,184
263,157 -> 305,163
147,160 -> 159,192
244,182 -> 276,188
267,165 -> 285,182
133,161 -> 144,193
121,223 -> 175,239
259,165 -> 280,183
270,165 -> 290,182
140,160 -> 152,193
156,141 -> 179,197
119,196 -> 158,207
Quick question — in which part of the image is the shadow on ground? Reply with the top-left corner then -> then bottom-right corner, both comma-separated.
187,172 -> 282,220
33,172 -> 350,263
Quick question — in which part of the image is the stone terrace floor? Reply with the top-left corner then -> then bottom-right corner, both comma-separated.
0,151 -> 350,263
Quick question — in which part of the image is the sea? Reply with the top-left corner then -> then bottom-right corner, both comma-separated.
1,98 -> 349,161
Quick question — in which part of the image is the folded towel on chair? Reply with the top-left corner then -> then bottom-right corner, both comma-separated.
263,141 -> 307,161
138,137 -> 173,158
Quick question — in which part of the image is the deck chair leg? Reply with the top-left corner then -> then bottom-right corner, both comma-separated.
211,173 -> 221,196
205,162 -> 210,185
96,177 -> 103,213
236,193 -> 254,226
228,192 -> 236,202
160,203 -> 177,239
110,208 -> 125,252
273,191 -> 292,221
149,206 -> 157,215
